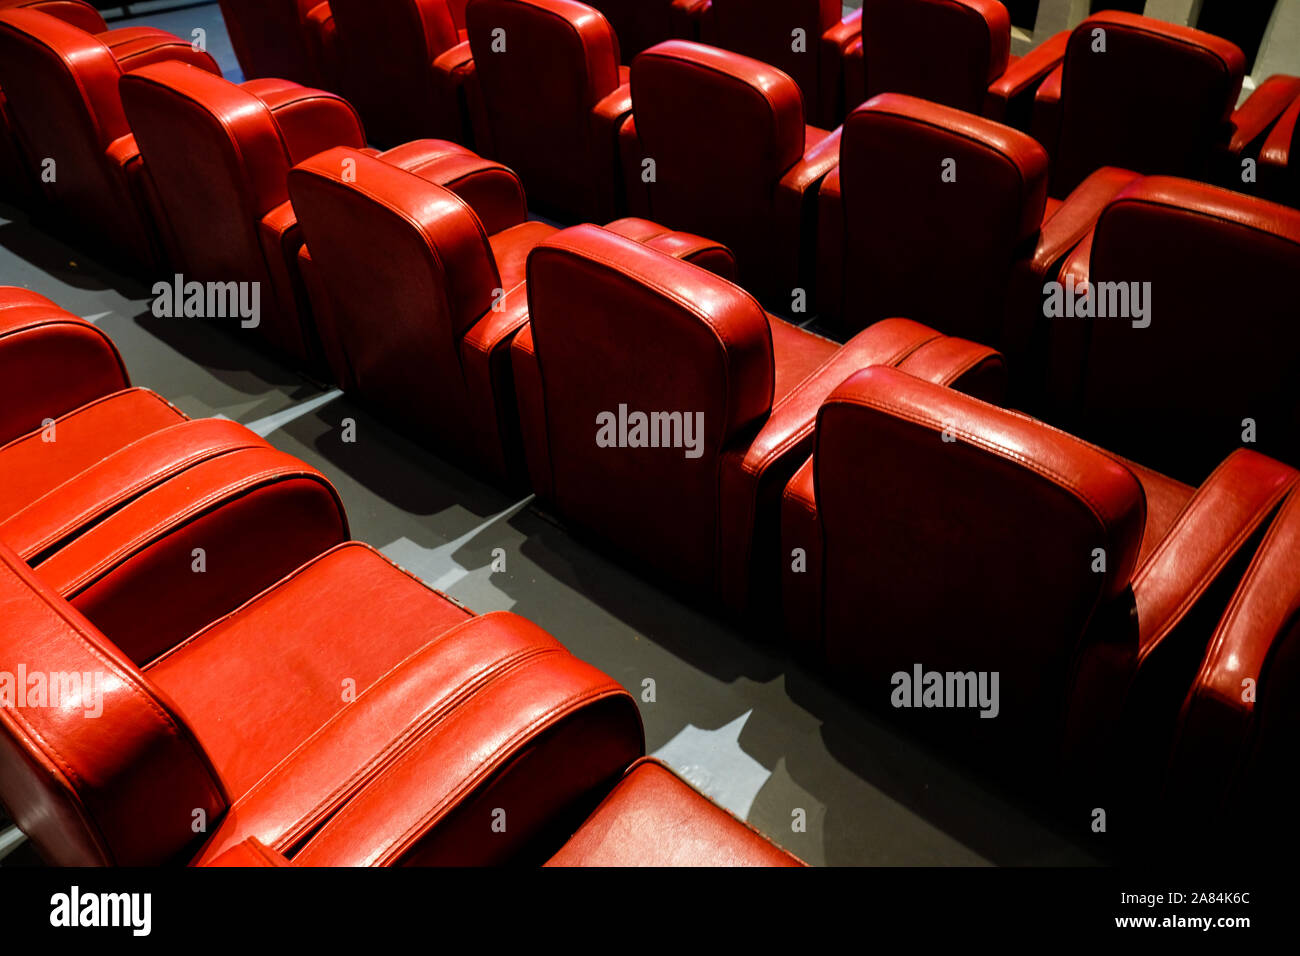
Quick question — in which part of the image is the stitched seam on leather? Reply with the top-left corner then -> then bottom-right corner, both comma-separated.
0,387 -> 176,455
0,558 -> 225,818
831,393 -> 1122,529
263,646 -> 560,853
372,683 -> 626,865
17,439 -> 263,559
56,468 -> 331,596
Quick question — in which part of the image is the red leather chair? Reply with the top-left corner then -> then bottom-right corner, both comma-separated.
0,0 -> 102,30
1051,176 -> 1300,477
691,0 -> 862,128
465,0 -> 631,222
217,0 -> 332,85
288,146 -> 736,485
0,9 -> 219,267
841,0 -> 1067,125
119,62 -> 368,366
1032,12 -> 1246,197
620,40 -> 841,305
511,225 -> 1005,614
328,0 -> 472,146
780,366 -> 1299,776
0,538 -> 645,865
816,93 -> 1139,357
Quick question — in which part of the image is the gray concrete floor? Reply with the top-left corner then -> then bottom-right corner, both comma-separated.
0,0 -> 1099,866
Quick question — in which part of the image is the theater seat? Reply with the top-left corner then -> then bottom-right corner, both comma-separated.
217,0 -> 332,85
1032,12 -> 1246,197
816,93 -> 1139,360
329,0 -> 472,146
1050,176 -> 1300,477
780,367 -> 1299,782
464,0 -> 630,222
545,758 -> 805,866
288,146 -> 736,486
692,0 -> 862,128
512,225 -> 1005,615
0,9 -> 220,268
0,539 -> 644,866
620,40 -> 841,304
119,62 -> 368,366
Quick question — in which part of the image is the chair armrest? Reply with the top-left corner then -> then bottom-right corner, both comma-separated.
1228,74 -> 1300,155
1259,91 -> 1300,201
895,336 -> 1007,404
590,82 -> 635,218
1029,62 -> 1064,156
716,317 -> 942,611
603,218 -> 737,281
0,292 -> 129,444
774,126 -> 842,293
670,0 -> 709,40
984,29 -> 1067,124
817,10 -> 863,126
377,139 -> 527,234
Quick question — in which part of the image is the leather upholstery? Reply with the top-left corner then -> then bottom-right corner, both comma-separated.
818,93 -> 1047,339
0,287 -> 129,445
0,0 -> 103,32
120,61 -> 366,366
1039,12 -> 1245,197
857,0 -> 1010,115
1050,176 -> 1300,477
779,367 -> 1293,767
0,9 -> 220,268
1260,80 -> 1300,208
466,0 -> 627,222
513,225 -> 1002,613
217,0 -> 327,85
622,40 -> 835,302
545,758 -> 805,866
698,0 -> 855,128
329,0 -> 468,145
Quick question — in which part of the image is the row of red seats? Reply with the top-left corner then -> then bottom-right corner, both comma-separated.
214,0 -> 1300,207
0,285 -> 804,866
2,5 -> 1297,481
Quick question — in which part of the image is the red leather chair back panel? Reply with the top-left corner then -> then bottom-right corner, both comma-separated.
860,0 -> 1010,114
1052,12 -> 1244,194
1070,177 -> 1300,473
838,94 -> 1047,341
813,367 -> 1144,744
467,0 -> 620,217
706,0 -> 841,111
629,41 -> 804,280
218,0 -> 319,83
288,149 -> 501,452
525,225 -> 775,588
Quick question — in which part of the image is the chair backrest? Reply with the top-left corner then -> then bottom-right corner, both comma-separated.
582,0 -> 675,59
860,0 -> 1010,114
466,0 -> 621,218
1052,11 -> 1244,195
330,0 -> 461,145
629,41 -> 805,279
217,0 -> 320,83
0,540 -> 226,865
705,0 -> 841,114
288,148 -> 501,452
1061,176 -> 1300,475
0,11 -> 133,238
812,366 -> 1145,745
525,224 -> 775,589
837,93 -> 1048,343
